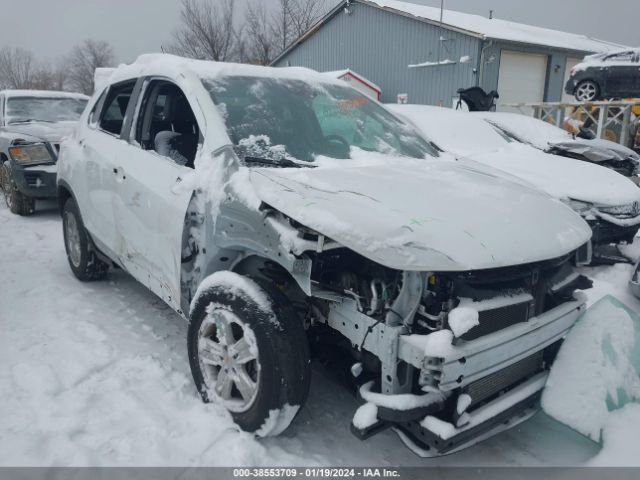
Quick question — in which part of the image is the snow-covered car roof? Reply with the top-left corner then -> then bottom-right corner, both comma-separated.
571,47 -> 640,72
108,54 -> 345,88
365,0 -> 625,53
0,89 -> 88,100
387,104 -> 511,156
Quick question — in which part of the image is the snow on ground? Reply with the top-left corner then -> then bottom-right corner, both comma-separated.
1,200 -> 639,466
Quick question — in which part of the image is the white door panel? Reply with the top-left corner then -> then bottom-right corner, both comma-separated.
497,51 -> 548,113
113,144 -> 193,310
79,128 -> 121,254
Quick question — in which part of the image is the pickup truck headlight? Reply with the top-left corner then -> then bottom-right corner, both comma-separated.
8,143 -> 54,166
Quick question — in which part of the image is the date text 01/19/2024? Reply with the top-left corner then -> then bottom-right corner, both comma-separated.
232,468 -> 401,478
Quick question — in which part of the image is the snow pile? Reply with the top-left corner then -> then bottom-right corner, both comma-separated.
352,403 -> 379,430
542,296 -> 640,441
421,416 -> 456,439
447,306 -> 479,337
257,405 -> 301,437
423,330 -> 454,357
457,394 -> 473,415
588,403 -> 640,466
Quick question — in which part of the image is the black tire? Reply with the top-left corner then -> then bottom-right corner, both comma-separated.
188,273 -> 310,436
0,165 -> 34,216
574,80 -> 600,102
62,197 -> 109,281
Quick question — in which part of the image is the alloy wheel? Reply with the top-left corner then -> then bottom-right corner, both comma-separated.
197,308 -> 261,412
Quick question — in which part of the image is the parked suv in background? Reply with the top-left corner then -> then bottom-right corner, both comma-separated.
565,48 -> 640,101
0,90 -> 88,215
58,54 -> 593,455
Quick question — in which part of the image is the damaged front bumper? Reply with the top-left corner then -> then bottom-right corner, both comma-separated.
351,296 -> 586,455
588,208 -> 640,246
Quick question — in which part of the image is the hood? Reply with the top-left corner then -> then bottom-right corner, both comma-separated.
3,121 -> 77,144
248,158 -> 591,272
467,144 -> 640,207
548,138 -> 640,164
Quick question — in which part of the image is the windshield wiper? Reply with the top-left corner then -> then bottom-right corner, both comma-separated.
244,156 -> 315,168
9,119 -> 56,124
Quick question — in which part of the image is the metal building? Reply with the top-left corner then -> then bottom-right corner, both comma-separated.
272,0 -> 625,109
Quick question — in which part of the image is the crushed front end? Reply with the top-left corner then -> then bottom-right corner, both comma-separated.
314,250 -> 592,456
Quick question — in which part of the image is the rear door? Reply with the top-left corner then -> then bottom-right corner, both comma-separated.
79,80 -> 138,258
112,78 -> 200,310
602,51 -> 637,97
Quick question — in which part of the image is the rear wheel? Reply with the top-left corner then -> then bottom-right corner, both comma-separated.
0,165 -> 35,216
188,273 -> 310,436
575,80 -> 599,101
62,197 -> 109,281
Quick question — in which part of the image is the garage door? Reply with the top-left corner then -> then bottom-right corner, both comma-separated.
561,57 -> 583,103
497,50 -> 548,113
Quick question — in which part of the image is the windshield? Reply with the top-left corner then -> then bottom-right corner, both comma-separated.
481,114 -> 571,149
202,76 -> 437,163
6,97 -> 88,124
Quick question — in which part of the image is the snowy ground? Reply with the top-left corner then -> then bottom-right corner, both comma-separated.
1,200 -> 639,467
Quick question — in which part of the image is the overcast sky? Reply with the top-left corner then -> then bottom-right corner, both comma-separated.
0,0 -> 637,64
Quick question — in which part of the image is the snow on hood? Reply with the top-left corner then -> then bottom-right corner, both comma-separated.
389,106 -> 640,207
248,158 -> 591,272
3,121 -> 77,144
468,144 -> 640,207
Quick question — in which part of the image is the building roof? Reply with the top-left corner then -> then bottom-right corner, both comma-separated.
366,0 -> 625,53
323,69 -> 382,93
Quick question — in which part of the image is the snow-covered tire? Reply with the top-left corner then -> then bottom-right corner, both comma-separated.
574,80 -> 599,102
62,197 -> 108,281
0,165 -> 34,216
188,272 -> 310,436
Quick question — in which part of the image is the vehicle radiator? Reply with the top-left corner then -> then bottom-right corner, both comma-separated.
464,350 -> 544,408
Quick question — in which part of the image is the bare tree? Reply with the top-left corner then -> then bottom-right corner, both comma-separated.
168,0 -> 237,61
269,0 -> 326,59
0,47 -> 34,89
245,2 -> 278,65
67,39 -> 115,95
289,0 -> 326,39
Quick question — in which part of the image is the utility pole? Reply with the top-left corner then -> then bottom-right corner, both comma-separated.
437,0 -> 444,63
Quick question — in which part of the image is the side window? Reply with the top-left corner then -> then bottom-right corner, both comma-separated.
87,90 -> 106,127
134,80 -> 200,168
605,51 -> 634,63
99,81 -> 136,136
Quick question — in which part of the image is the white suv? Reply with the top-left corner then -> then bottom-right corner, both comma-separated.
57,54 -> 593,455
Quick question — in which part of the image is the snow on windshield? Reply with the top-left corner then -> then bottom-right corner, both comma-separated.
387,104 -> 511,157
477,113 -> 571,150
202,76 -> 437,163
6,97 -> 88,124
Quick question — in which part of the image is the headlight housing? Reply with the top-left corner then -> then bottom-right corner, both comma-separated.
8,143 -> 54,166
563,199 -> 593,215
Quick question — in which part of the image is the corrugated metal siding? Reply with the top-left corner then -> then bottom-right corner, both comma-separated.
273,2 -> 481,105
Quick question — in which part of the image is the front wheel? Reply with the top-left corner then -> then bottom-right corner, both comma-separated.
575,80 -> 600,102
188,273 -> 310,436
0,165 -> 34,216
62,197 -> 109,281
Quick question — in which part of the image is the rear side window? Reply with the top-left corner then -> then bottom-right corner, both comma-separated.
99,81 -> 136,136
